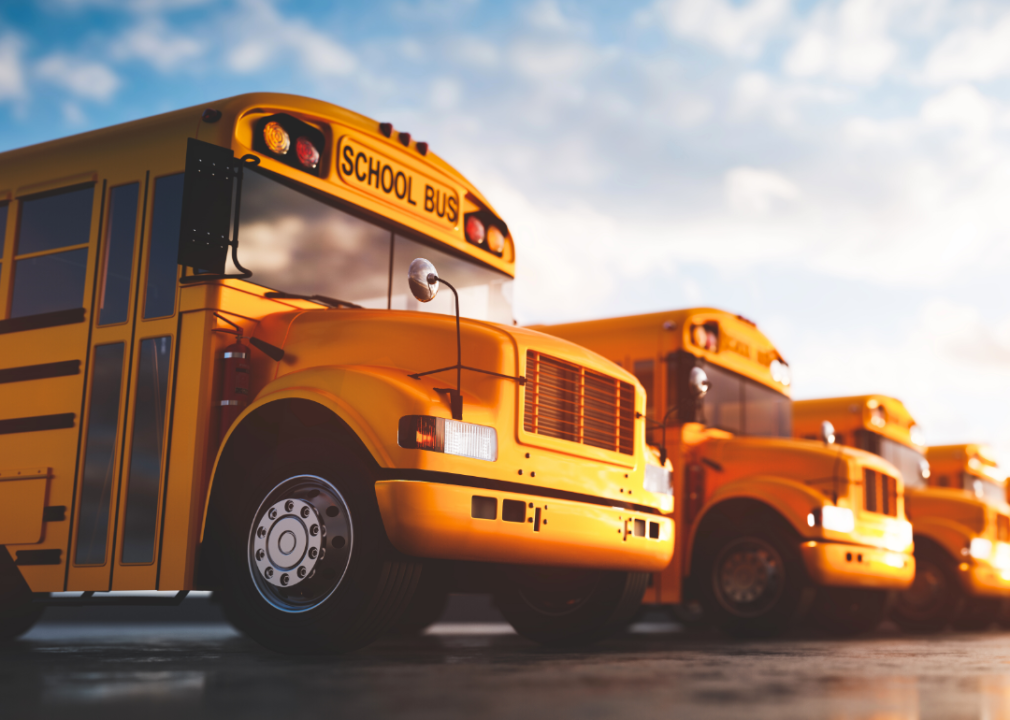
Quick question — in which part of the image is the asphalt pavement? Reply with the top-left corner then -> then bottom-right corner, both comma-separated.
5,599 -> 1010,719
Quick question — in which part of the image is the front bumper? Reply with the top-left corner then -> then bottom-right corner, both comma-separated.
800,540 -> 915,590
961,562 -> 1010,597
374,479 -> 674,572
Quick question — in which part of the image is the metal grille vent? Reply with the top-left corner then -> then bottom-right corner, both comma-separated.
523,350 -> 635,455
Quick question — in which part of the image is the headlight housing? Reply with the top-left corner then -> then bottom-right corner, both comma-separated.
398,415 -> 498,462
995,542 -> 1010,570
970,537 -> 993,561
809,505 -> 855,534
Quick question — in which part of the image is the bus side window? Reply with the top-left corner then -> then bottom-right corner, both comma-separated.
0,203 -> 6,285
99,183 -> 140,326
10,184 -> 93,319
936,474 -> 949,487
633,359 -> 655,420
143,174 -> 184,320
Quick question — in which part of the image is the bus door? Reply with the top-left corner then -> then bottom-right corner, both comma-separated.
67,170 -> 184,591
0,176 -> 103,592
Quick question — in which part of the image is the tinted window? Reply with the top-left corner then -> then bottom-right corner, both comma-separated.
745,379 -> 792,437
144,174 -> 184,319
10,248 -> 89,318
701,363 -> 743,434
75,343 -> 125,565
17,185 -> 93,255
0,203 -> 7,256
873,434 -> 928,489
99,184 -> 139,325
122,336 -> 172,564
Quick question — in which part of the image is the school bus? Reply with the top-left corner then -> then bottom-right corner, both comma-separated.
0,93 -> 674,651
796,400 -> 1010,631
533,309 -> 915,637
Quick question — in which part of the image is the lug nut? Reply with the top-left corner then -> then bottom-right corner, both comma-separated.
257,527 -> 266,538
301,507 -> 310,518
281,573 -> 289,586
310,524 -> 319,536
269,508 -> 277,520
285,500 -> 294,512
308,547 -> 318,559
256,549 -> 265,561
298,567 -> 307,578
265,567 -> 274,579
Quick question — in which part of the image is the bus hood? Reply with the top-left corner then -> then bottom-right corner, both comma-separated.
697,435 -> 901,493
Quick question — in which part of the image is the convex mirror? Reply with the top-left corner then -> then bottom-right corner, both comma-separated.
689,367 -> 710,399
408,258 -> 439,303
821,420 -> 836,445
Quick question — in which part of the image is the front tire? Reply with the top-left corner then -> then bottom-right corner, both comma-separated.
891,540 -> 960,634
207,439 -> 421,654
697,522 -> 808,638
494,566 -> 648,646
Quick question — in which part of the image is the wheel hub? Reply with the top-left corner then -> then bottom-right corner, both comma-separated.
713,537 -> 785,616
253,498 -> 323,589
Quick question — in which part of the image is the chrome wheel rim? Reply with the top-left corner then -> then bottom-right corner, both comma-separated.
713,537 -> 785,617
247,475 -> 353,613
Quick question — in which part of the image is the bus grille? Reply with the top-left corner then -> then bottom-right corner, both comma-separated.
523,350 -> 635,455
864,469 -> 898,517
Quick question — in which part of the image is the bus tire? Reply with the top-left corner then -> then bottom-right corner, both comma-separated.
808,587 -> 888,636
951,595 -> 1000,632
494,567 -> 648,646
208,439 -> 421,654
0,550 -> 44,642
890,540 -> 960,634
385,561 -> 450,636
697,521 -> 808,638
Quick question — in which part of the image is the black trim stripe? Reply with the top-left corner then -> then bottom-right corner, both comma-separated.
0,360 -> 80,384
0,308 -> 86,335
376,469 -> 664,516
42,506 -> 67,522
0,413 -> 75,435
15,549 -> 62,566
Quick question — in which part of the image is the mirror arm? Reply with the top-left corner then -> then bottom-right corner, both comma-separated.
436,275 -> 462,420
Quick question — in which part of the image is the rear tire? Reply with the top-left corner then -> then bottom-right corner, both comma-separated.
206,437 -> 421,654
494,566 -> 648,646
696,521 -> 808,638
891,540 -> 960,634
808,587 -> 888,636
0,550 -> 44,642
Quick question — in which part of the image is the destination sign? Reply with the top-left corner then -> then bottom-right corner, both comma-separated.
337,135 -> 459,229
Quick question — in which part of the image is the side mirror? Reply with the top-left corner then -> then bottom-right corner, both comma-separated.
688,367 -> 710,399
408,258 -> 439,303
821,420 -> 836,445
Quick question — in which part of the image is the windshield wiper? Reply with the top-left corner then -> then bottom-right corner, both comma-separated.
265,291 -> 362,309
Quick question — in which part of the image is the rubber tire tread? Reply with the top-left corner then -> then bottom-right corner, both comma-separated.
696,518 -> 808,639
890,540 -> 961,634
0,549 -> 44,642
496,570 -> 648,647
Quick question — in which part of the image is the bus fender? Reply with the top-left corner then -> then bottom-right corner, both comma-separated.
903,517 -> 973,564
684,476 -> 826,578
200,365 -> 441,543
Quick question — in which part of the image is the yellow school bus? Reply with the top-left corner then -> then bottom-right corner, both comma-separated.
533,309 -> 914,637
0,93 -> 673,651
796,399 -> 1010,632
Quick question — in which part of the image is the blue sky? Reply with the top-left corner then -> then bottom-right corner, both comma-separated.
5,0 -> 1010,465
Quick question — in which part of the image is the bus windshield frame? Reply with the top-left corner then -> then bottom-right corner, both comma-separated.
855,431 -> 929,490
223,167 -> 515,325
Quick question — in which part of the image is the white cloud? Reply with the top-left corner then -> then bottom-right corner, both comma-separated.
111,18 -> 204,72
783,0 -> 899,84
430,77 -> 460,110
523,0 -> 585,33
46,0 -> 211,11
61,100 -> 85,124
920,84 -> 996,136
35,54 -> 120,101
924,12 -> 1010,84
646,0 -> 789,59
452,36 -> 499,68
725,167 -> 800,214
0,32 -> 26,101
225,0 -> 356,78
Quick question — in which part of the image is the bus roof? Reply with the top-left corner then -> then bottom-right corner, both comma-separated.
0,92 -> 514,278
793,395 -> 921,450
927,444 -> 1005,485
530,307 -> 789,394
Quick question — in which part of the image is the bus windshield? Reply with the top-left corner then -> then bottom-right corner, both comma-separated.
700,361 -> 791,438
227,169 -> 514,324
964,474 -> 1007,506
876,435 -> 929,490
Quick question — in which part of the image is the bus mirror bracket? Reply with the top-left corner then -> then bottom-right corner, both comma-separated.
406,258 -> 525,422
177,138 -> 257,284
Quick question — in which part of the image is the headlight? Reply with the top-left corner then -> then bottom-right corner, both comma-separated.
398,415 -> 498,462
995,543 -> 1010,570
884,520 -> 913,552
970,537 -> 993,561
644,463 -> 673,496
821,505 -> 855,534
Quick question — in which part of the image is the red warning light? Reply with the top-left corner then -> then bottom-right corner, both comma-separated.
465,216 -> 485,245
295,136 -> 320,169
